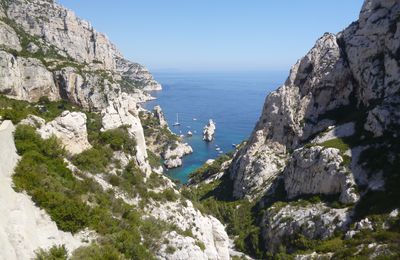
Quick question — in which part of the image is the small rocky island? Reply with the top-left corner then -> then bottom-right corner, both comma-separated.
202,119 -> 216,142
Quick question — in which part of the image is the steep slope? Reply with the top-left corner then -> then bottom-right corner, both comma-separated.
0,120 -> 95,259
230,0 -> 400,200
0,0 -> 231,259
188,0 -> 400,258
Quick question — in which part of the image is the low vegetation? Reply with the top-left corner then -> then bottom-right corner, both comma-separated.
35,245 -> 68,260
182,153 -> 264,258
0,95 -> 78,124
72,146 -> 113,174
11,124 -> 182,259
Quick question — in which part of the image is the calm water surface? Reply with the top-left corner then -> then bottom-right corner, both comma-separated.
144,71 -> 286,183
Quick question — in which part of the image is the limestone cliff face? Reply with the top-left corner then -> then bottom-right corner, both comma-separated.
230,0 -> 400,200
0,0 -> 160,106
0,0 -> 163,169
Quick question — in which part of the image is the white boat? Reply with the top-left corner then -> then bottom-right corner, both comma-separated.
187,131 -> 193,136
193,118 -> 197,121
218,151 -> 223,154
216,147 -> 221,151
172,113 -> 181,126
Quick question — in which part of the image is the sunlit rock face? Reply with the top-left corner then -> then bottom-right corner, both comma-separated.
230,0 -> 400,200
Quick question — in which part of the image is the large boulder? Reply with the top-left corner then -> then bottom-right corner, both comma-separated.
38,111 -> 91,154
284,146 -> 359,204
261,202 -> 351,253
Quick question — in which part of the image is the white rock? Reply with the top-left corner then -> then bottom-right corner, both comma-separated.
0,21 -> 21,51
389,209 -> 399,218
230,0 -> 400,200
311,122 -> 356,144
101,93 -> 150,173
38,111 -> 91,154
0,121 -> 94,260
203,119 -> 216,142
153,105 -> 167,127
0,51 -> 59,102
147,199 -> 230,260
205,159 -> 215,165
284,146 -> 359,204
164,157 -> 183,169
261,202 -> 351,253
19,114 -> 46,128
163,142 -> 193,169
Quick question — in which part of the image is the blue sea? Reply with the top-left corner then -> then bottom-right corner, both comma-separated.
144,71 -> 286,183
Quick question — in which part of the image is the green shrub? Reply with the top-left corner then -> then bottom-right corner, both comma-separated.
13,125 -> 90,232
196,241 -> 206,251
165,246 -> 176,254
188,154 -> 231,184
10,113 -> 165,259
319,138 -> 349,154
315,237 -> 343,253
72,146 -> 113,173
99,127 -> 136,155
147,150 -> 162,168
0,95 -> 78,124
71,244 -> 124,260
85,112 -> 102,145
35,245 -> 68,260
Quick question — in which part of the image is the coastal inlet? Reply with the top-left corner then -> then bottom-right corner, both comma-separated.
144,71 -> 285,183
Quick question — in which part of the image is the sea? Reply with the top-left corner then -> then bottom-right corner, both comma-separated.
144,71 -> 286,183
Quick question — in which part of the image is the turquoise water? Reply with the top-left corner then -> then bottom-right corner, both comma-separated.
144,71 -> 286,183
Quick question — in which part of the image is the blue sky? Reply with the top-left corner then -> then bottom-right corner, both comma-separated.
58,0 -> 364,72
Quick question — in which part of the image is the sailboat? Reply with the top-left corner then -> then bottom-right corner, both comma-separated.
173,113 -> 181,126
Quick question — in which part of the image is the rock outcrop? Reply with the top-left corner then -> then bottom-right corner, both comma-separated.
153,105 -> 168,127
38,111 -> 91,154
101,93 -> 150,173
147,199 -> 230,260
203,119 -> 216,142
262,202 -> 351,253
283,146 -> 358,204
0,51 -> 59,102
163,142 -> 193,169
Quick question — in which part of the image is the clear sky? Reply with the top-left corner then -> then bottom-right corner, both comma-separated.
58,0 -> 364,72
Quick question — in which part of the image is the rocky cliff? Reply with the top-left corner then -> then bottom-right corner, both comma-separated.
0,0 -> 230,259
188,0 -> 400,258
230,0 -> 400,200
